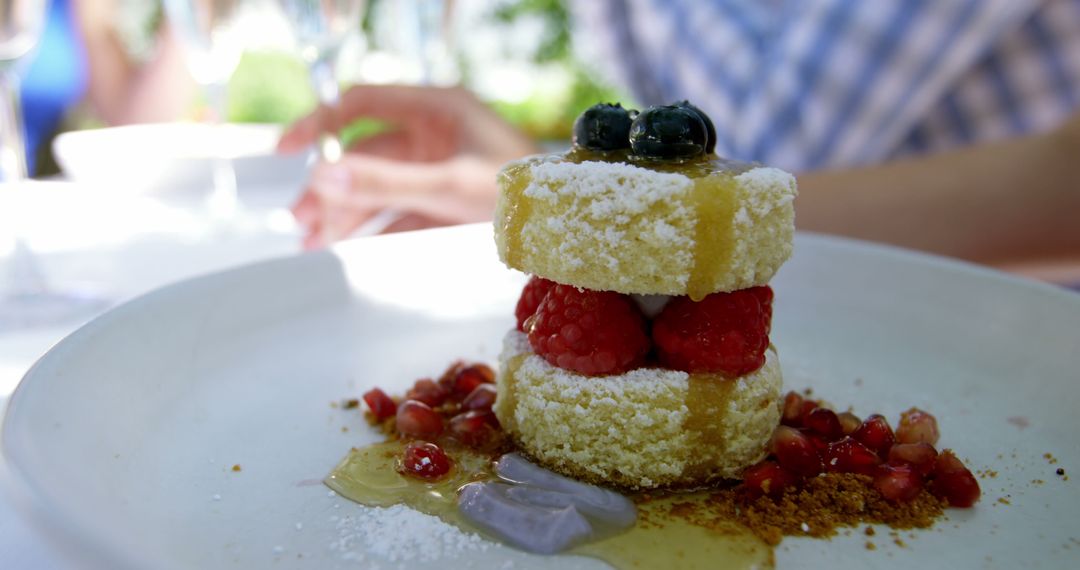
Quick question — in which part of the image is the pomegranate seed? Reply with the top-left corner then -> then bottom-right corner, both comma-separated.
837,412 -> 862,435
852,414 -> 895,458
798,400 -> 820,425
448,364 -> 496,401
448,410 -> 501,448
437,360 -> 465,388
930,451 -> 981,507
887,443 -> 938,476
896,408 -> 940,446
804,408 -> 844,441
399,441 -> 452,480
405,378 -> 449,407
770,426 -> 822,477
362,388 -> 397,422
805,432 -> 831,454
742,460 -> 798,499
874,464 -> 923,503
395,400 -> 444,439
461,383 -> 498,411
822,437 -> 882,476
781,391 -> 805,426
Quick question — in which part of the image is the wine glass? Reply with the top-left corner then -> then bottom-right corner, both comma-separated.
163,0 -> 251,224
1,0 -> 109,330
277,0 -> 364,163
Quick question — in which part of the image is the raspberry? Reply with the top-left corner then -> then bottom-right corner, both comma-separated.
514,276 -> 556,332
527,284 -> 649,376
651,286 -> 772,375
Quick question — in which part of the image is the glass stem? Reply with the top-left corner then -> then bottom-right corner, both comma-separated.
309,56 -> 343,163
1,70 -> 48,297
205,79 -> 238,222
0,70 -> 27,181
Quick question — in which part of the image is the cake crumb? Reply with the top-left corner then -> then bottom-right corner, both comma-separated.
997,497 -> 1011,505
1044,453 -> 1058,465
679,473 -> 946,546
231,464 -> 242,472
343,399 -> 360,410
865,541 -> 876,550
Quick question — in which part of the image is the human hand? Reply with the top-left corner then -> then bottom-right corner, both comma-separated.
279,85 -> 538,248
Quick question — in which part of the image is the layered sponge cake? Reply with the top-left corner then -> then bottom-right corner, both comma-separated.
492,102 -> 796,490
495,156 -> 795,300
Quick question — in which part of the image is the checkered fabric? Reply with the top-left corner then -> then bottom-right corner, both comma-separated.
574,0 -> 1080,171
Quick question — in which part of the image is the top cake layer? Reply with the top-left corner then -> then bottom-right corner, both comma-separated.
494,151 -> 797,299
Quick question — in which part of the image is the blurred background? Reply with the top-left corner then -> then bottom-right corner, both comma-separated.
24,0 -> 628,178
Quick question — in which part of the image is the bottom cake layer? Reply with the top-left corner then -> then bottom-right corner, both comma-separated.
494,331 -> 783,490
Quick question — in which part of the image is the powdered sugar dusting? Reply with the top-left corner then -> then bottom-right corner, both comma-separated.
329,505 -> 491,565
522,160 -> 696,281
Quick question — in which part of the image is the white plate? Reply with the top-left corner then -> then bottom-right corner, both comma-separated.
4,224 -> 1079,569
53,123 -> 310,194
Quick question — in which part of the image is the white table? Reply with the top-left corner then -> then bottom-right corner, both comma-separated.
0,179 -> 306,569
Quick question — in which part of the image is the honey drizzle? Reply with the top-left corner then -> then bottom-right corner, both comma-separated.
327,441 -> 772,570
574,493 -> 773,570
682,373 -> 738,481
687,173 -> 739,301
498,164 -> 533,270
493,354 -> 526,433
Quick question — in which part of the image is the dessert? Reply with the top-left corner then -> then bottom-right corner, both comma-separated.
492,102 -> 797,489
327,101 -> 983,567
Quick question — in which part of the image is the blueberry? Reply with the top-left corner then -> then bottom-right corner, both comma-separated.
572,103 -> 635,151
675,101 -> 716,154
629,105 -> 708,159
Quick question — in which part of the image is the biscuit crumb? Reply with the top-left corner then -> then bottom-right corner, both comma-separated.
686,473 -> 946,546
231,464 -> 242,472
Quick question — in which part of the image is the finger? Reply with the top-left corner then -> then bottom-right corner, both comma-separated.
349,124 -> 457,161
302,226 -> 325,250
290,190 -> 320,228
335,84 -> 461,126
277,111 -> 323,153
316,156 -> 496,223
383,212 -> 441,234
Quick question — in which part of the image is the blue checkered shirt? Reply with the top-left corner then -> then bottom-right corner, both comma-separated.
574,0 -> 1080,171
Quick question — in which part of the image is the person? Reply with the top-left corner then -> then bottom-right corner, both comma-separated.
19,0 -> 194,176
279,0 -> 1080,275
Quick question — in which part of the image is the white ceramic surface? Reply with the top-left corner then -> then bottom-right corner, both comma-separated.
3,224 -> 1079,569
52,123 -> 310,194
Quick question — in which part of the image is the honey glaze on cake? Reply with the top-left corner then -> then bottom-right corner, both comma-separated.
494,148 -> 795,298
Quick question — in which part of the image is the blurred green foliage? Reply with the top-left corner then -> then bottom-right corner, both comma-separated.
226,52 -> 317,124
487,0 -> 635,141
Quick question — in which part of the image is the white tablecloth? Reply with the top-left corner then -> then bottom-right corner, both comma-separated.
0,179 -> 306,569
